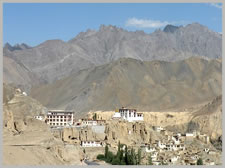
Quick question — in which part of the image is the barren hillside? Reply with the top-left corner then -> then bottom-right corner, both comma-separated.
3,84 -> 85,165
30,57 -> 222,117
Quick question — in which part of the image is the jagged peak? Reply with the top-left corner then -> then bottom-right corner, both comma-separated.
163,24 -> 181,33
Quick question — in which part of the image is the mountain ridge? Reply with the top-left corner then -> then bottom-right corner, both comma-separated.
4,23 -> 222,92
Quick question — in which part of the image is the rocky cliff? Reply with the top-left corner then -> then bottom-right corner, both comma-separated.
3,84 -> 85,165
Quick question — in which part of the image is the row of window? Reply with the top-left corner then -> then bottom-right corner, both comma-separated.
49,123 -> 67,126
82,141 -> 102,144
82,121 -> 97,124
47,119 -> 69,122
121,114 -> 143,117
47,115 -> 72,119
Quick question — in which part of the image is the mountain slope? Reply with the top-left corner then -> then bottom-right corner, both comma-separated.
3,56 -> 41,92
30,57 -> 222,117
4,23 -> 222,91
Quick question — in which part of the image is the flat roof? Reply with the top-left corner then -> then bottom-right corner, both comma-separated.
48,110 -> 74,112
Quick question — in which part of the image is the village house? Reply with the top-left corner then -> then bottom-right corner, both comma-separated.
112,107 -> 144,122
204,159 -> 215,165
80,140 -> 104,147
152,160 -> 161,165
197,134 -> 210,144
34,115 -> 45,121
208,150 -> 217,155
185,133 -> 194,141
203,148 -> 210,153
80,119 -> 97,126
46,110 -> 75,127
169,155 -> 180,164
96,119 -> 106,125
151,151 -> 158,161
145,146 -> 156,153
153,126 -> 165,132
172,135 -> 181,145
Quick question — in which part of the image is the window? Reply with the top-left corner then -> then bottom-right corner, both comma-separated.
53,119 -> 55,121
57,119 -> 59,121
64,119 -> 66,121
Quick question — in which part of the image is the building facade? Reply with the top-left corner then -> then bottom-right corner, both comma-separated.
46,110 -> 75,127
81,119 -> 97,126
112,107 -> 144,122
80,141 -> 104,147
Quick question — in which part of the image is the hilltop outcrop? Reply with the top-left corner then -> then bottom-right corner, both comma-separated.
3,84 -> 85,165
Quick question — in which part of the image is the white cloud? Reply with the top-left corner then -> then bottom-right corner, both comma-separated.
208,3 -> 222,9
125,18 -> 188,29
125,18 -> 170,28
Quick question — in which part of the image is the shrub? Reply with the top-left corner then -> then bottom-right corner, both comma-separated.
97,154 -> 105,160
112,158 -> 121,165
197,158 -> 203,165
106,151 -> 114,163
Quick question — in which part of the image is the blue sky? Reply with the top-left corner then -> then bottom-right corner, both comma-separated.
3,3 -> 222,47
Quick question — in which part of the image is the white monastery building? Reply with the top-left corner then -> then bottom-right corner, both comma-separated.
46,110 -> 75,127
112,107 -> 144,122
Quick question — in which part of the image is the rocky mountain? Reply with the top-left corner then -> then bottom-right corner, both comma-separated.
3,23 -> 222,91
3,56 -> 41,92
163,24 -> 181,33
4,42 -> 31,52
3,83 -> 85,165
30,57 -> 222,117
164,95 -> 222,142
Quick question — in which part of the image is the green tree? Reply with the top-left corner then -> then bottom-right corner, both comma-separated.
97,154 -> 105,160
148,154 -> 153,165
106,151 -> 114,163
197,158 -> 203,165
104,144 -> 109,159
137,148 -> 142,165
131,148 -> 137,165
116,141 -> 121,157
124,145 -> 128,164
93,113 -> 97,120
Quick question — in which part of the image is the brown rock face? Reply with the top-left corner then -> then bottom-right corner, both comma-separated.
3,84 -> 85,165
